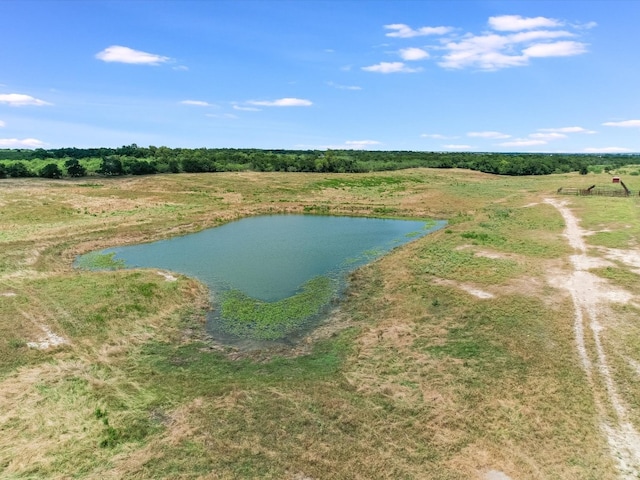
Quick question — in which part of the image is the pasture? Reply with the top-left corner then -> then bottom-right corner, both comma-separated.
1,168 -> 639,479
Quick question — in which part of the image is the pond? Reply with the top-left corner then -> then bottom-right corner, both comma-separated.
76,215 -> 446,344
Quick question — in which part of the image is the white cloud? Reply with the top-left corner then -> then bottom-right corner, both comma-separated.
508,30 -> 575,43
603,120 -> 640,128
327,81 -> 362,91
439,34 -> 529,70
384,24 -> 453,38
421,133 -> 455,139
295,140 -> 382,150
0,138 -> 45,148
345,140 -> 382,147
0,120 -> 5,127
498,139 -> 547,147
173,65 -> 189,71
539,126 -> 596,134
233,105 -> 261,111
529,132 -> 567,140
362,61 -> 422,73
523,41 -> 588,57
96,45 -> 170,65
576,21 -> 598,30
443,144 -> 473,149
489,15 -> 563,32
0,93 -> 51,106
467,131 -> 511,139
180,100 -> 215,107
439,31 -> 588,70
584,147 -> 633,153
399,47 -> 429,61
378,15 -> 592,71
205,113 -> 238,120
247,98 -> 312,107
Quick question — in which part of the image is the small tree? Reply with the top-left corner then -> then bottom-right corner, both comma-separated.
65,158 -> 87,177
40,163 -> 63,179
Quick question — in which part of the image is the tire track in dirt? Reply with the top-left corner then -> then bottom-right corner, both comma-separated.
545,198 -> 640,478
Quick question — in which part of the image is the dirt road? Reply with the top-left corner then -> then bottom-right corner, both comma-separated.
545,198 -> 640,479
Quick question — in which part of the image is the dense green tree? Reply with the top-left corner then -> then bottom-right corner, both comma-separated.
98,156 -> 124,176
65,158 -> 87,177
124,158 -> 157,175
39,163 -> 63,179
7,162 -> 33,177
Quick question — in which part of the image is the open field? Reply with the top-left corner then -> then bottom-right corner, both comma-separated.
1,168 -> 639,479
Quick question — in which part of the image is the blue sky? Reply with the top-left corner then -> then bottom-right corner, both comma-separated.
1,0 -> 639,152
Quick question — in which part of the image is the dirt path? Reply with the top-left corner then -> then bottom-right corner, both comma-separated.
545,198 -> 640,478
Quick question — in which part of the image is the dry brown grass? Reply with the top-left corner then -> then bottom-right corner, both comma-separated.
1,169 -> 634,478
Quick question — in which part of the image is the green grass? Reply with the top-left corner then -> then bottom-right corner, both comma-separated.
75,251 -> 126,270
217,276 -> 337,340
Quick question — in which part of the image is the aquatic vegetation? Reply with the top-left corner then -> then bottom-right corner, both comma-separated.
75,252 -> 125,270
217,276 -> 336,340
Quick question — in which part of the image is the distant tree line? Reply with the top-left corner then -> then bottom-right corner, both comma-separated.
1,144 -> 639,179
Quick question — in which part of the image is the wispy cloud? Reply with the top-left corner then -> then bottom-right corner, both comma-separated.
488,15 -> 563,32
247,98 -> 312,107
399,47 -> 429,61
233,105 -> 261,111
345,140 -> 382,148
498,139 -> 547,147
443,144 -> 473,149
0,137 -> 45,148
0,93 -> 52,106
539,126 -> 596,134
467,131 -> 511,139
0,120 -> 5,127
529,132 -> 567,140
327,81 -> 362,91
384,24 -> 453,38
180,100 -> 216,107
421,133 -> 457,139
205,113 -> 238,120
602,119 -> 640,128
96,45 -> 171,65
362,61 -> 422,73
295,140 -> 382,150
523,41 -> 588,58
584,146 -> 633,153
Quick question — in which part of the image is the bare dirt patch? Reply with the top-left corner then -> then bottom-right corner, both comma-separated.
432,277 -> 495,299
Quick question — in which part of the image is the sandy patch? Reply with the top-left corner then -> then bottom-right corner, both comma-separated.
455,244 -> 522,261
432,278 -> 495,299
157,271 -> 178,282
461,286 -> 494,299
484,470 -> 513,480
26,323 -> 68,350
1,292 -> 17,297
599,247 -> 640,274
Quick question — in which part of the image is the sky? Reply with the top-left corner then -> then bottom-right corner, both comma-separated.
1,0 -> 639,153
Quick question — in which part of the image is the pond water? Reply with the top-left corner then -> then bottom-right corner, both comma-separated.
76,215 -> 445,343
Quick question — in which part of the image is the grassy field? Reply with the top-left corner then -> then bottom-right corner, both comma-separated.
1,168 -> 638,479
